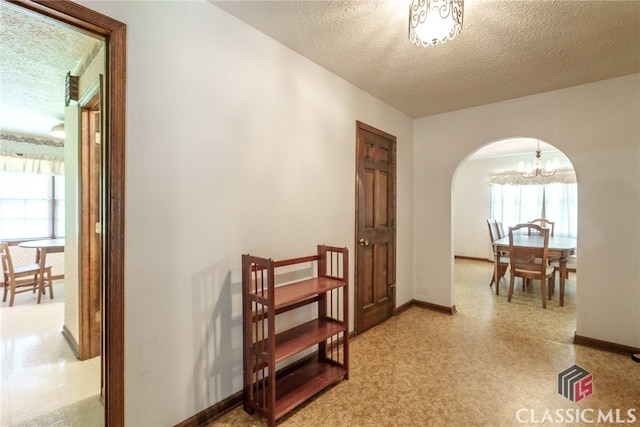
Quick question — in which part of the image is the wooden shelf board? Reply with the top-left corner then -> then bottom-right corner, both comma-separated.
273,318 -> 346,363
273,360 -> 346,420
250,277 -> 345,308
249,319 -> 347,364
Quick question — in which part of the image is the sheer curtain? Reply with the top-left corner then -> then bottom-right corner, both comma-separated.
544,183 -> 577,238
489,169 -> 577,239
490,182 -> 577,238
490,184 -> 544,231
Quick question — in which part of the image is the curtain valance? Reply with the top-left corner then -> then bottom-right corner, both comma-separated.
0,155 -> 65,176
490,167 -> 576,186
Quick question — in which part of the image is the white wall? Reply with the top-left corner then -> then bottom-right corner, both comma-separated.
63,103 -> 80,340
77,1 -> 413,426
415,74 -> 640,348
70,1 -> 640,424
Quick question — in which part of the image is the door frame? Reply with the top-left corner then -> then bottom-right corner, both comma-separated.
79,78 -> 103,361
354,120 -> 397,336
9,1 -> 127,425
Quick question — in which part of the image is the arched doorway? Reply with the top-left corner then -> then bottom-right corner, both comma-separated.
451,137 -> 577,316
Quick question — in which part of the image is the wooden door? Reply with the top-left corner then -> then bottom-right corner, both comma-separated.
79,78 -> 103,361
355,121 -> 396,334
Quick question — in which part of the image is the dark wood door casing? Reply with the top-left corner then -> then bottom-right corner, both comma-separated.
8,1 -> 127,426
80,99 -> 102,361
355,121 -> 396,335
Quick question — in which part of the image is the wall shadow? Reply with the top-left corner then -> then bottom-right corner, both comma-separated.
189,257 -> 243,410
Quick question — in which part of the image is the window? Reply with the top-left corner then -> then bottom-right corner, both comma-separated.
0,172 -> 65,240
490,182 -> 577,238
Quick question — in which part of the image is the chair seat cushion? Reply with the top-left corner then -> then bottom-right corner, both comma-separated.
514,264 -> 555,277
12,263 -> 52,275
550,256 -> 577,269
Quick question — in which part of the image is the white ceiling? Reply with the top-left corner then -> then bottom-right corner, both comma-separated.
0,3 -> 99,140
211,0 -> 640,119
1,1 -> 639,159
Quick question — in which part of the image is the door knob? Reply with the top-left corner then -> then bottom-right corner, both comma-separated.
359,238 -> 369,246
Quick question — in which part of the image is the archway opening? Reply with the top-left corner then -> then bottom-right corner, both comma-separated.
451,137 -> 578,335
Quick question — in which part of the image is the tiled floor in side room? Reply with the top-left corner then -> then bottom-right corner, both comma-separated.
0,281 -> 104,427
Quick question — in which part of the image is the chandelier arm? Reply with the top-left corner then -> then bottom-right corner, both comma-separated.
518,141 -> 558,179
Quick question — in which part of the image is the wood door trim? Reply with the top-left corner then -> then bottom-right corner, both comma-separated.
354,121 -> 397,336
78,79 -> 104,363
9,1 -> 127,426
80,105 -> 102,360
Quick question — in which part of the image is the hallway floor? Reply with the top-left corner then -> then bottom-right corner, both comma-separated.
0,281 -> 104,426
212,259 -> 640,426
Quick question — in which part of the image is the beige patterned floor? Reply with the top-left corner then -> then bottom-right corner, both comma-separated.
211,259 -> 640,427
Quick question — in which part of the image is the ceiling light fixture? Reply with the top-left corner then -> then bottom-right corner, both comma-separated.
49,123 -> 65,139
409,0 -> 464,47
517,141 -> 560,178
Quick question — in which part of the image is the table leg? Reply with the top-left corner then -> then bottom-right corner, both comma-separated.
38,248 -> 48,299
494,250 -> 500,295
559,255 -> 566,306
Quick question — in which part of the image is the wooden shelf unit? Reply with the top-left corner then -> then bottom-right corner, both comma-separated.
242,245 -> 349,426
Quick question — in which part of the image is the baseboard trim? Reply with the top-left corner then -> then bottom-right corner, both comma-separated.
395,299 -> 414,315
175,350 -> 347,426
176,312 -> 635,427
454,255 -> 491,263
61,325 -> 80,359
174,390 -> 243,427
177,299 -> 452,426
574,334 -> 640,355
411,299 -> 457,315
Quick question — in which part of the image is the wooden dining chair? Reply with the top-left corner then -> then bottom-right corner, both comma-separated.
487,219 -> 508,290
552,253 -> 577,279
528,218 -> 562,273
507,224 -> 555,309
1,242 -> 53,307
527,218 -> 555,236
495,220 -> 506,239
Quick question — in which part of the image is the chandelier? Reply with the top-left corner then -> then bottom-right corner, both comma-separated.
517,141 -> 560,178
409,0 -> 464,47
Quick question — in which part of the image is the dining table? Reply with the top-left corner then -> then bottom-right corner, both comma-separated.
15,239 -> 65,298
18,238 -> 65,275
493,234 -> 576,306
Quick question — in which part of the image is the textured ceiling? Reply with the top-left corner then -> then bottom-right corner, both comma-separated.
1,1 -> 638,158
0,2 -> 98,140
211,0 -> 640,119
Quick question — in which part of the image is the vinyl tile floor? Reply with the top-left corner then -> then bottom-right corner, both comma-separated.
0,281 -> 104,427
212,259 -> 640,427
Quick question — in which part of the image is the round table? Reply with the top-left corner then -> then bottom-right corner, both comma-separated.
18,238 -> 65,266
